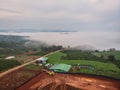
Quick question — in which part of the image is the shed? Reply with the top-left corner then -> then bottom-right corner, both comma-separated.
5,56 -> 15,59
36,57 -> 48,64
45,63 -> 51,69
50,63 -> 71,72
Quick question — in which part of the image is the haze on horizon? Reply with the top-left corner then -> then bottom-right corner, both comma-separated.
0,32 -> 120,50
0,0 -> 120,32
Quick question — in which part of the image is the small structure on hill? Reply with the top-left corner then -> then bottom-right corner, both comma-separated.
50,63 -> 71,72
5,56 -> 15,60
77,65 -> 94,70
36,57 -> 48,64
45,63 -> 52,69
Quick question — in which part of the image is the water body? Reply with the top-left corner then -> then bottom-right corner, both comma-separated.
0,32 -> 120,50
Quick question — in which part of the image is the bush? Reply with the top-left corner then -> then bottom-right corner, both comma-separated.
108,55 -> 116,62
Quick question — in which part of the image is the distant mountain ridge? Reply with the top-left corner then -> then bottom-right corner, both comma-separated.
0,29 -> 77,32
0,35 -> 27,42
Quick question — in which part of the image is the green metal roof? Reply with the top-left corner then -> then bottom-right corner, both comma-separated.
36,57 -> 48,61
50,64 -> 71,72
41,57 -> 48,61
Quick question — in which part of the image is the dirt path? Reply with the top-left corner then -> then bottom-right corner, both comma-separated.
0,50 -> 62,78
17,72 -> 120,90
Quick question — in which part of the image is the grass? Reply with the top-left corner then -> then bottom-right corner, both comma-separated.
24,64 -> 42,71
47,52 -> 120,79
32,51 -> 50,56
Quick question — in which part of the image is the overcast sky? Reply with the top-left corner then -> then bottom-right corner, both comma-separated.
0,0 -> 120,31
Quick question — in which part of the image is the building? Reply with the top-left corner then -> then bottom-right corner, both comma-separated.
50,63 -> 71,72
5,56 -> 15,59
36,57 -> 48,64
45,63 -> 52,69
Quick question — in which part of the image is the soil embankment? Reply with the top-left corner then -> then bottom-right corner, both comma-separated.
17,72 -> 120,90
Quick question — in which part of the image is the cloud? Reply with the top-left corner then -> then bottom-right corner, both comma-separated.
0,8 -> 20,13
0,0 -> 120,31
0,8 -> 22,19
0,32 -> 120,50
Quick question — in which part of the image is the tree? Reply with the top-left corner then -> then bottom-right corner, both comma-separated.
95,50 -> 99,52
108,55 -> 115,62
100,55 -> 103,59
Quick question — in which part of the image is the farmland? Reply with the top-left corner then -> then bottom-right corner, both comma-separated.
0,63 -> 42,90
47,51 -> 120,79
0,59 -> 21,72
0,35 -> 63,73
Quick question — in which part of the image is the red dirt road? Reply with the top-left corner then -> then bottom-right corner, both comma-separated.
17,72 -> 120,90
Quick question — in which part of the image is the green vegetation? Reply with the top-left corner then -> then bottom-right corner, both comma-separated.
32,45 -> 63,56
0,48 -> 21,58
47,51 -> 120,79
93,51 -> 120,60
24,64 -> 42,71
0,35 -> 30,58
32,51 -> 50,56
93,51 -> 120,68
0,35 -> 47,58
0,59 -> 21,72
61,50 -> 103,61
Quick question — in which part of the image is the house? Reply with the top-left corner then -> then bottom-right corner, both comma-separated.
5,56 -> 15,60
50,63 -> 71,72
36,57 -> 48,64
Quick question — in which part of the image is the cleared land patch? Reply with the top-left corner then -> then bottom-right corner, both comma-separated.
17,72 -> 120,90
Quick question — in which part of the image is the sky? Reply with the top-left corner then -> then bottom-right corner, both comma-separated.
0,0 -> 120,31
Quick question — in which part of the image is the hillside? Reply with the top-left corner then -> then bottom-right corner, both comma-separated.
0,35 -> 46,57
47,51 -> 120,79
93,51 -> 120,60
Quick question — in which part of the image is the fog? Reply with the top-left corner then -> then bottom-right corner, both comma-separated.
0,32 -> 120,50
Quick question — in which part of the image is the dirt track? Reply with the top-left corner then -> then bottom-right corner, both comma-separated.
17,72 -> 120,90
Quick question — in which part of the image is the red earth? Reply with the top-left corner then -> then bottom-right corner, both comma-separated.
17,72 -> 120,90
0,68 -> 41,90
